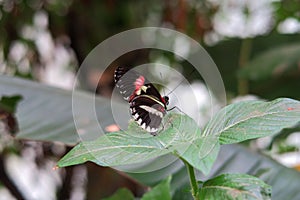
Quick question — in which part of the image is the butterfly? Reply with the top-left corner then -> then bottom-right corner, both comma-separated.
114,66 -> 169,135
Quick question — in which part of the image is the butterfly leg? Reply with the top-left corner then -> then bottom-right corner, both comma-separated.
167,106 -> 188,116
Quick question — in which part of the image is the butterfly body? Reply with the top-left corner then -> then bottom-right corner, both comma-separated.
114,67 -> 169,135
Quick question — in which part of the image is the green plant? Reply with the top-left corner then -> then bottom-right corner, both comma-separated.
57,98 -> 300,200
1,76 -> 300,199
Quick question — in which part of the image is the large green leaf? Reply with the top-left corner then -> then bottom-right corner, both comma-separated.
57,129 -> 170,167
199,173 -> 271,200
141,177 -> 172,200
239,43 -> 300,81
57,113 -> 219,175
172,145 -> 300,200
103,177 -> 172,200
203,98 -> 300,144
102,188 -> 134,200
0,75 -> 128,145
3,76 -> 300,200
178,138 -> 220,175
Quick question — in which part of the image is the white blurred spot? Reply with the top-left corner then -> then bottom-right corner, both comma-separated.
19,11 -> 77,89
34,10 -> 48,29
168,81 -> 220,127
208,0 -> 273,39
278,18 -> 300,34
230,95 -> 260,103
273,152 -> 300,168
174,36 -> 190,60
286,132 -> 300,148
5,154 -> 61,200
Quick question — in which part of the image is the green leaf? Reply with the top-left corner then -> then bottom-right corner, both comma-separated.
239,43 -> 300,81
171,144 -> 300,200
57,130 -> 170,167
177,138 -> 220,175
102,188 -> 134,200
203,98 -> 300,144
141,176 -> 171,200
57,113 -> 219,175
199,173 -> 271,200
0,95 -> 23,113
0,75 -> 128,145
1,76 -> 219,174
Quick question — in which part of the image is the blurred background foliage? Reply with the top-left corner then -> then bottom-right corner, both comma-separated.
0,0 -> 300,199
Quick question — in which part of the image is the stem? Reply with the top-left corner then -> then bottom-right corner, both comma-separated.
181,157 -> 199,199
238,38 -> 252,95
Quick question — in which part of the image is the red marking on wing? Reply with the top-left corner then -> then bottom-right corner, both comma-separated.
160,97 -> 166,104
129,94 -> 135,102
128,76 -> 145,102
287,107 -> 294,111
134,76 -> 145,90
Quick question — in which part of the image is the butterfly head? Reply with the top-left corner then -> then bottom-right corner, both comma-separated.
163,96 -> 169,106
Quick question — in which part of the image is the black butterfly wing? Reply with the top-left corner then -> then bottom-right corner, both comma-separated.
142,83 -> 166,104
114,66 -> 168,134
114,66 -> 165,102
130,95 -> 167,133
114,66 -> 142,101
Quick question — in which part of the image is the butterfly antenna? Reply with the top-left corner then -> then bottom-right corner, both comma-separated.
166,68 -> 196,96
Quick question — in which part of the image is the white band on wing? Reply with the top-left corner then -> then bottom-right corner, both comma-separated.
139,105 -> 164,118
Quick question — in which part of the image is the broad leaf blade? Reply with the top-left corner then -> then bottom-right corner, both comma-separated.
141,176 -> 171,200
57,131 -> 170,167
203,98 -> 300,144
0,75 -> 129,145
58,113 -> 219,175
57,114 -> 195,167
163,114 -> 220,175
199,173 -> 271,200
1,76 -> 219,174
103,188 -> 134,200
171,144 -> 300,200
177,137 -> 220,175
